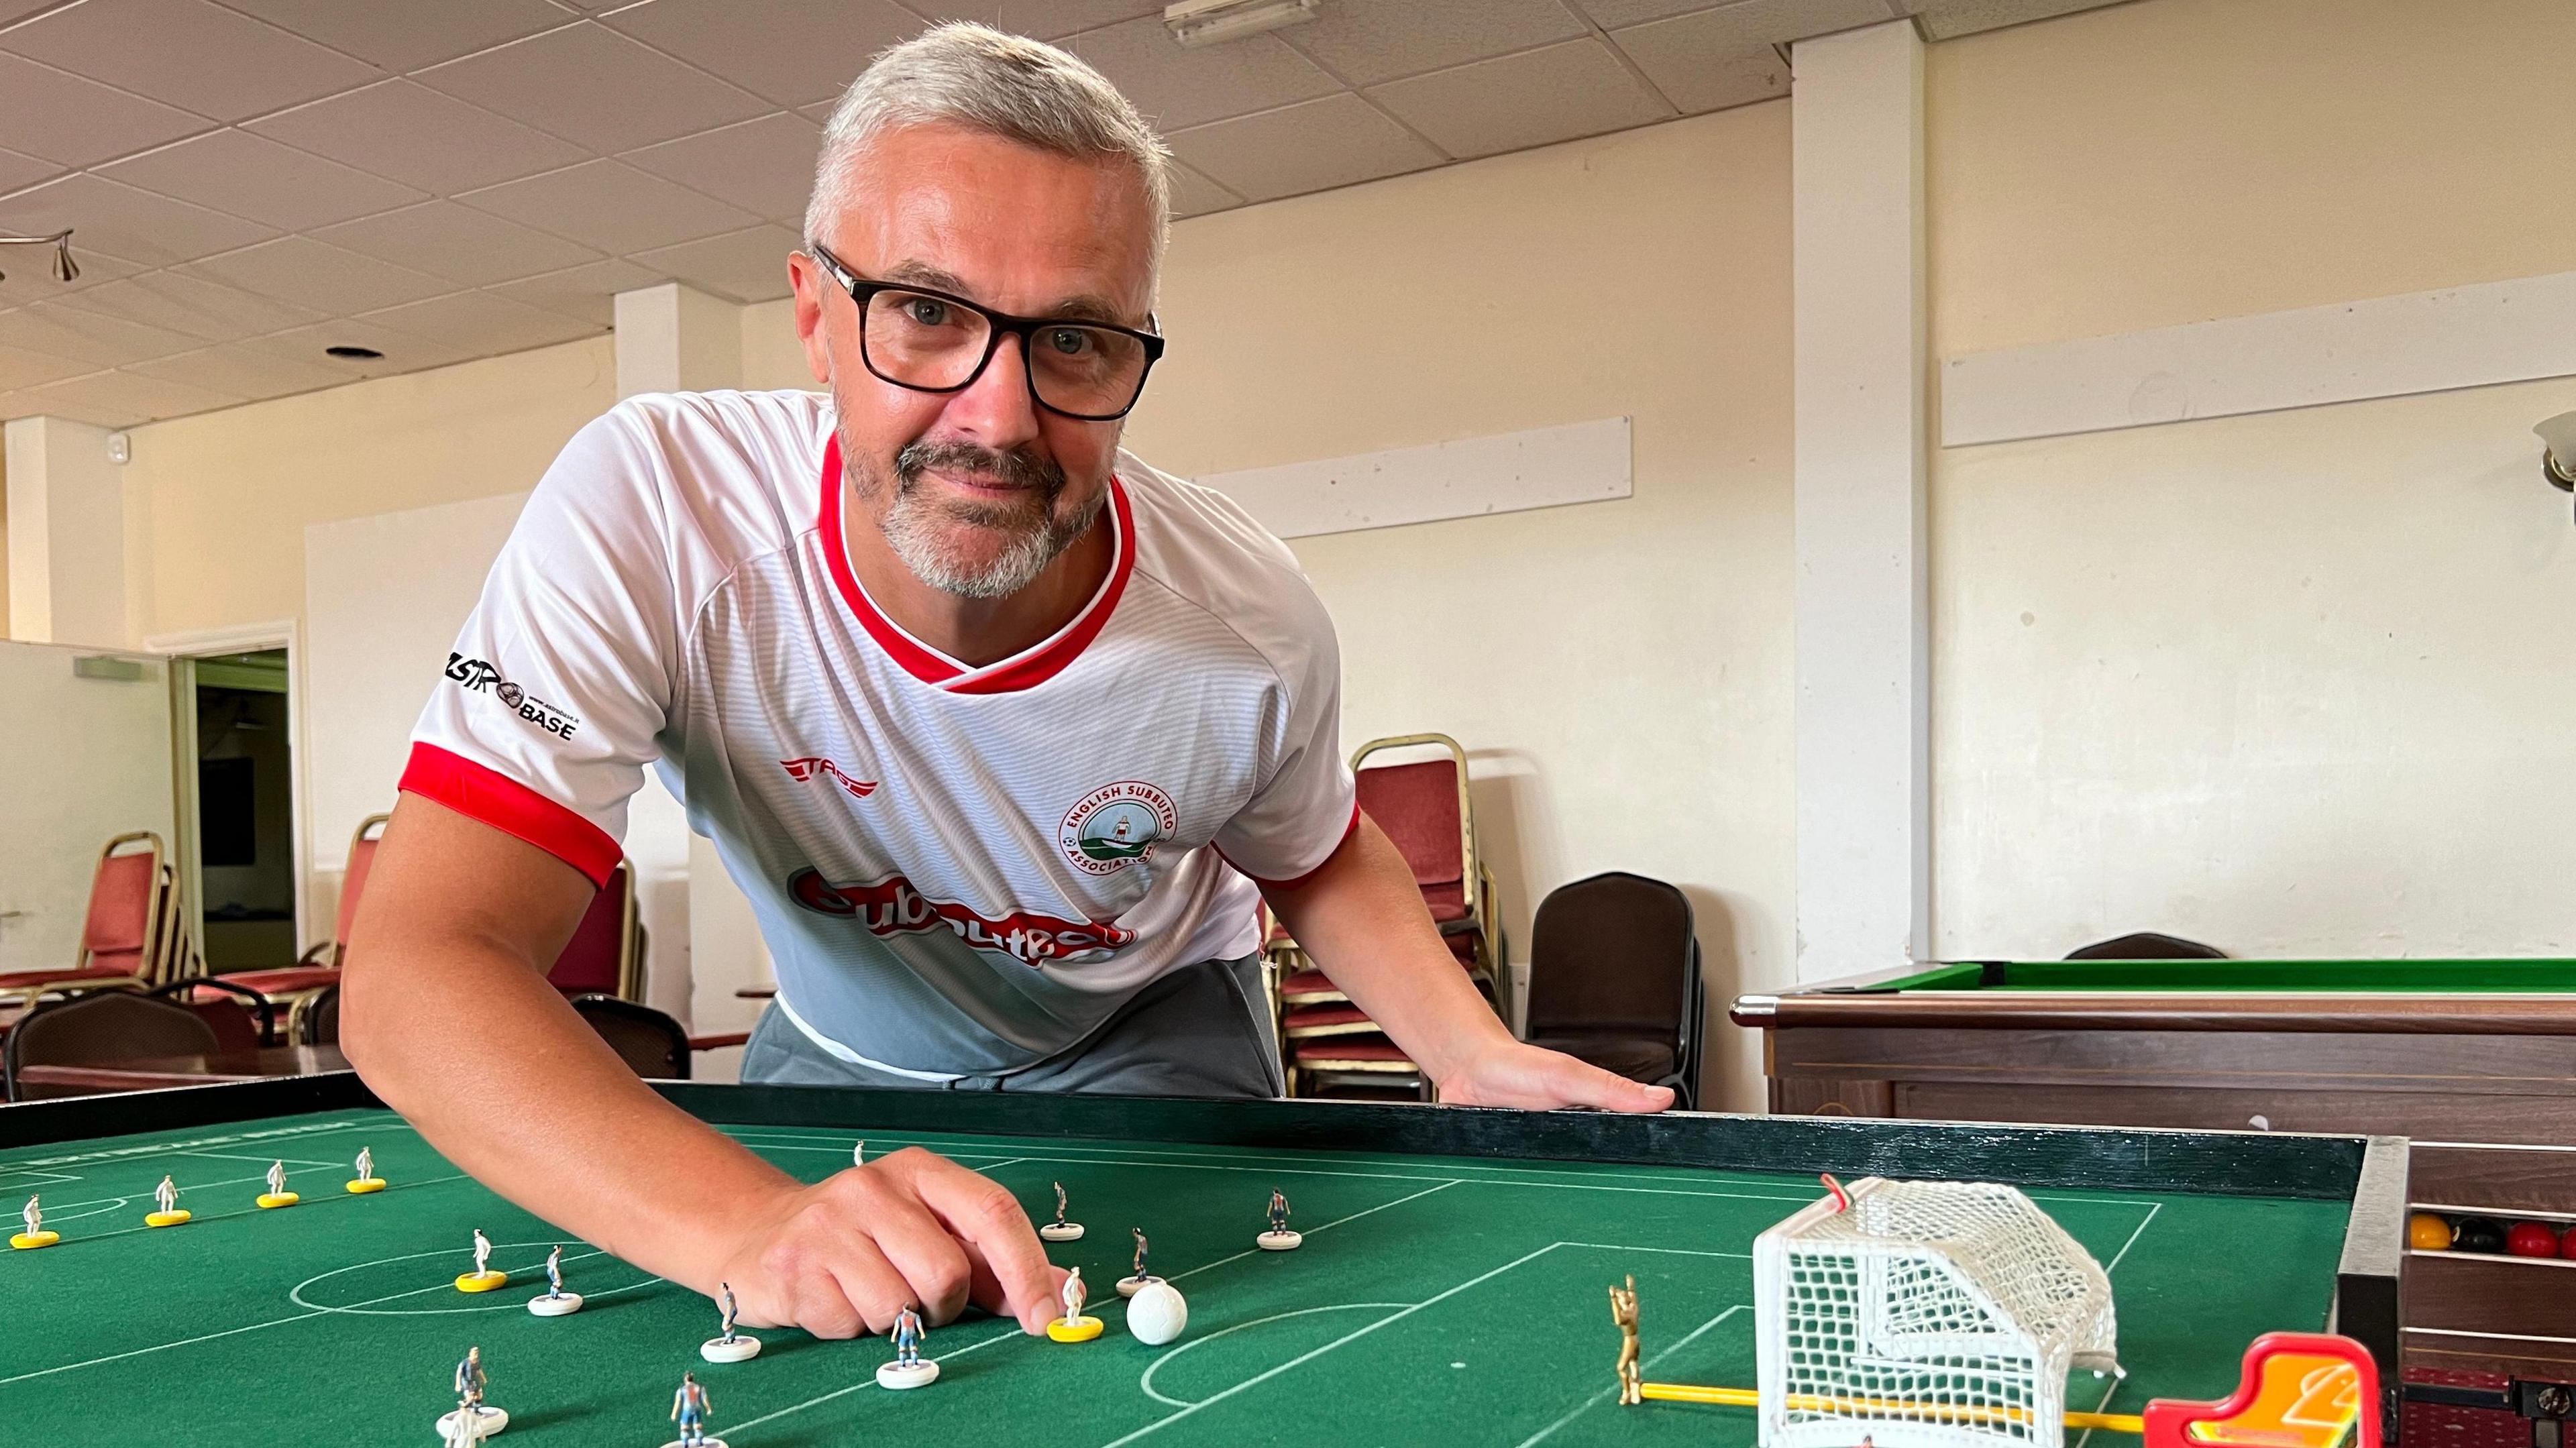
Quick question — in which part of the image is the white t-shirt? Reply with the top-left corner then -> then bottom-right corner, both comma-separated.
407,389 -> 1356,1076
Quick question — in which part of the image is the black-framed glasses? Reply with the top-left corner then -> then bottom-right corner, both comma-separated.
806,241 -> 1165,422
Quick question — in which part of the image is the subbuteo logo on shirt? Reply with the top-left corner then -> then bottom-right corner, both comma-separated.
780,757 -> 877,799
1059,781 -> 1177,875
788,867 -> 1136,965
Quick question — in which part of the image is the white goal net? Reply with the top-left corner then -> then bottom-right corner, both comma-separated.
1754,1177 -> 2121,1448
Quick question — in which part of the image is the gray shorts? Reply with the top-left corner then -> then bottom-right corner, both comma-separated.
739,952 -> 1284,1099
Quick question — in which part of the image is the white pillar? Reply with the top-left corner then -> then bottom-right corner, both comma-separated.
5,416 -> 136,647
609,282 -> 749,1036
1791,20 -> 1930,981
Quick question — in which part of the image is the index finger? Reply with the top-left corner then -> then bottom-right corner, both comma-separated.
899,1154 -> 1065,1333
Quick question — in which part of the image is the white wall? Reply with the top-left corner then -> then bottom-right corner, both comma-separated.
0,640 -> 174,972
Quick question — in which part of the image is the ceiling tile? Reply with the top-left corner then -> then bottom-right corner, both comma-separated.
313,200 -> 604,288
627,224 -> 801,304
356,289 -> 602,354
416,20 -> 769,153
0,341 -> 95,392
798,99 -> 835,125
1167,94 -> 1443,204
1611,18 -> 1792,113
1911,0 -> 2120,40
458,160 -> 760,252
0,53 -> 211,168
46,270 -> 325,343
621,112 -> 822,222
1609,0 -> 1892,46
1366,38 -> 1673,160
0,249 -> 142,311
487,257 -> 661,326
98,129 -> 427,231
215,0 -> 577,71
127,342 -> 350,399
936,0 -> 1163,41
1067,15 -> 1340,133
240,317 -> 472,376
182,235 -> 456,315
1282,0 -> 1587,88
600,0 -> 921,108
248,81 -> 588,198
1164,160 -> 1242,220
0,378 -> 127,426
21,366 -> 245,425
0,174 -> 278,268
0,0 -> 380,123
0,145 -> 64,194
0,299 -> 204,368
1566,0 -> 1719,25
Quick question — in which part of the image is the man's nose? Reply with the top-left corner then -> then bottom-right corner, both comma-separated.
941,331 -> 1044,449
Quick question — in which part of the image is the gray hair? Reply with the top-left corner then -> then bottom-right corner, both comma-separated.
805,23 -> 1171,262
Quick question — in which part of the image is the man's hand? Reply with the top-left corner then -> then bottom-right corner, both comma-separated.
1434,1038 -> 1675,1113
713,1147 -> 1067,1337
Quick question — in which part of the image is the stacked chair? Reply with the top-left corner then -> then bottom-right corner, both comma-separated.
545,859 -> 645,1001
0,832 -> 182,1011
1276,733 -> 1506,1101
206,812 -> 388,1040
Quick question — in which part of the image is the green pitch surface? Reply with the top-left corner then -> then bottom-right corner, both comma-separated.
1,1109 -> 2348,1447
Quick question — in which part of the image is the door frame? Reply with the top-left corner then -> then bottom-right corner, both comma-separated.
143,619 -> 308,972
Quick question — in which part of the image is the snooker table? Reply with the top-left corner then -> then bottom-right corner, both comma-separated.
0,1074 -> 2403,1448
1733,958 -> 2576,1393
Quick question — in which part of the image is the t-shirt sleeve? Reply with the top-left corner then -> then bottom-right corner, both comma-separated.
402,408 -> 681,887
1210,586 -> 1359,887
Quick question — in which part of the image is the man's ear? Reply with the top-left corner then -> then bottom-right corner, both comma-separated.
787,252 -> 835,387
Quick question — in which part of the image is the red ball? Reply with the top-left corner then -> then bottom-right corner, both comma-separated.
2560,1224 -> 2576,1260
2507,1221 -> 2559,1258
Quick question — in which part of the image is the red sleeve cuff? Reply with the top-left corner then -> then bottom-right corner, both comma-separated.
399,742 -> 621,889
1214,800 -> 1362,891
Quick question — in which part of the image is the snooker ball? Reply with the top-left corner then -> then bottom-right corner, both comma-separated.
2508,1221 -> 2560,1258
2408,1213 -> 2453,1251
2561,1225 -> 2576,1259
2453,1216 -> 2508,1254
1125,1281 -> 1188,1346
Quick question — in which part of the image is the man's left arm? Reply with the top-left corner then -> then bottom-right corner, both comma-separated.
1259,817 -> 1674,1113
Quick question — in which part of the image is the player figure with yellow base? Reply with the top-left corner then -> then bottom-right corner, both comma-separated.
144,1174 -> 191,1227
12,1193 -> 59,1249
1047,1265 -> 1104,1342
256,1159 -> 300,1209
455,1228 -> 509,1292
346,1146 -> 386,1194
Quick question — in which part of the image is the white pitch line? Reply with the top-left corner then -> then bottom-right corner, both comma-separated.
178,1150 -> 345,1170
2072,1200 -> 2161,1448
724,1320 -> 1029,1437
1515,1303 -> 1750,1448
1556,1242 -> 1750,1260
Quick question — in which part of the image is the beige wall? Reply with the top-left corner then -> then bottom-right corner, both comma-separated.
129,336 -> 616,638
1925,0 -> 2576,959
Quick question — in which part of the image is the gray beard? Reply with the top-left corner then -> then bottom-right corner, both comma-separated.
859,437 -> 1104,601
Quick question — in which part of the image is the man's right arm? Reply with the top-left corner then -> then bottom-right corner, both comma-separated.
341,793 -> 1063,1335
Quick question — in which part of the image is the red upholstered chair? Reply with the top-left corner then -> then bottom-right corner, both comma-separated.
0,832 -> 175,1009
217,812 -> 388,1007
547,860 -> 642,1001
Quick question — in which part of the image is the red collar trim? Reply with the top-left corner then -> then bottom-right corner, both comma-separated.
817,433 -> 1134,694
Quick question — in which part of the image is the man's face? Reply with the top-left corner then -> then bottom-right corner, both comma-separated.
792,124 -> 1159,600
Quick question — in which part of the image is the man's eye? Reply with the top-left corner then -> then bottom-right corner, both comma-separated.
905,298 -> 951,326
1044,327 -> 1093,356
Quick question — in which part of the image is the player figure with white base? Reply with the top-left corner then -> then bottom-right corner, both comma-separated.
876,1305 -> 940,1389
1117,1226 -> 1159,1296
146,1174 -> 190,1228
435,1345 -> 508,1439
1038,1181 -> 1084,1241
456,1228 -> 508,1292
528,1245 -> 583,1316
349,1146 -> 386,1194
13,1193 -> 58,1249
700,1282 -> 761,1361
665,1370 -> 724,1448
1046,1266 -> 1103,1342
257,1160 -> 300,1209
1258,1188 -> 1301,1250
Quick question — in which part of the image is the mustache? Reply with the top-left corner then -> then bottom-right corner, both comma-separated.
896,439 -> 1067,498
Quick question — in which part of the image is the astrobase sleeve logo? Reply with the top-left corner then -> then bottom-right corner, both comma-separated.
445,653 -> 582,741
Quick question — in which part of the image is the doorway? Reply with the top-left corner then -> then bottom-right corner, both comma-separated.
188,649 -> 297,972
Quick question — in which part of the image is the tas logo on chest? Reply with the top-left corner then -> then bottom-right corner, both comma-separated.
781,757 -> 877,799
1058,781 -> 1177,876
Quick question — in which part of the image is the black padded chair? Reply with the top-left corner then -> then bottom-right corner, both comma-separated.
570,994 -> 690,1079
2065,932 -> 2226,960
147,977 -> 274,1050
296,983 -> 340,1046
1521,872 -> 1704,1109
5,991 -> 221,1101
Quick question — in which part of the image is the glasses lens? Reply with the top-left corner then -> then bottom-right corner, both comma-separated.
1026,323 -> 1150,418
861,288 -> 993,389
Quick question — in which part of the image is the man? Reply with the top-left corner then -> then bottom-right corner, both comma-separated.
343,23 -> 1669,1347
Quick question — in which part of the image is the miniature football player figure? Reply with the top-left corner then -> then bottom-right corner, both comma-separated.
1610,1276 -> 1643,1406
13,1192 -> 56,1249
1038,1180 -> 1085,1241
700,1280 -> 762,1360
155,1175 -> 178,1216
1118,1227 -> 1158,1296
435,1344 -> 507,1440
258,1160 -> 299,1208
473,1229 -> 494,1278
356,1146 -> 372,1181
1269,1189 -> 1290,1235
1258,1188 -> 1301,1250
1134,1227 -> 1149,1277
875,1302 -> 941,1387
1061,1266 -> 1088,1325
545,1246 -> 565,1298
892,1306 -> 925,1370
21,1195 -> 38,1239
671,1371 -> 713,1447
718,1283 -> 741,1343
455,1345 -> 487,1410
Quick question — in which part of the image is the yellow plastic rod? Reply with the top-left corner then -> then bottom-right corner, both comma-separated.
1635,1383 -> 2145,1435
